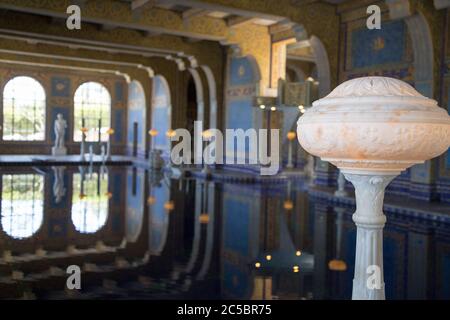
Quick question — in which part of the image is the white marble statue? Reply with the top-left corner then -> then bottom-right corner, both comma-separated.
52,113 -> 67,156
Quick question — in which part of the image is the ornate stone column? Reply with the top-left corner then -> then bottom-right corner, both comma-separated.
297,77 -> 450,300
344,173 -> 394,299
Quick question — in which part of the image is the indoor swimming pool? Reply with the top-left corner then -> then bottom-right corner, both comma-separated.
0,164 -> 449,300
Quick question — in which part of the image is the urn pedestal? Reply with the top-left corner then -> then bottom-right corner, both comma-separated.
297,77 -> 450,300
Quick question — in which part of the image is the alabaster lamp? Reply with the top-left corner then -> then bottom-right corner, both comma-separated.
297,76 -> 450,300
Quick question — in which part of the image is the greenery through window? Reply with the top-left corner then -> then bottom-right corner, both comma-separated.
73,82 -> 111,142
1,174 -> 44,239
71,171 -> 109,233
2,76 -> 46,141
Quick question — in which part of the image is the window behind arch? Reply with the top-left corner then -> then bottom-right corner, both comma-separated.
2,76 -> 46,141
73,82 -> 111,142
1,174 -> 44,239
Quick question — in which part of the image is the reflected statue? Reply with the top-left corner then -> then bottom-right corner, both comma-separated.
149,169 -> 165,187
101,145 -> 106,164
52,166 -> 66,204
52,113 -> 67,156
149,149 -> 165,170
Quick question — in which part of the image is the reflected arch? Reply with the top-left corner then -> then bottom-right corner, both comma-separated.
0,173 -> 44,239
126,167 -> 145,243
71,170 -> 109,234
148,174 -> 171,255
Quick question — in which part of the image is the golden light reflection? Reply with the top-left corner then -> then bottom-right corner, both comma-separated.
283,200 -> 293,210
147,196 -> 156,205
199,213 -> 210,224
266,255 -> 272,261
106,128 -> 115,135
328,259 -> 347,271
148,129 -> 158,137
287,131 -> 296,141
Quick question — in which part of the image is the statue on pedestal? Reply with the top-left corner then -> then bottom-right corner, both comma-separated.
52,114 -> 67,156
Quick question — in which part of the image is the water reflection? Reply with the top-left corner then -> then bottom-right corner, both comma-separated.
71,167 -> 109,234
147,170 -> 170,255
0,165 -> 449,300
1,174 -> 44,239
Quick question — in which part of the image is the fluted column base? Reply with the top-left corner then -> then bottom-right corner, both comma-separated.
343,173 -> 397,300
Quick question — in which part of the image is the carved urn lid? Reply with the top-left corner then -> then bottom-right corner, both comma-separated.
297,77 -> 450,175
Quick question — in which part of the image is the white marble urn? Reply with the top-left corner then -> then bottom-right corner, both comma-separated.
297,76 -> 450,175
297,77 -> 450,300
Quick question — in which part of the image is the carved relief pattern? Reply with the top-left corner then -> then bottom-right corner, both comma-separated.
326,76 -> 422,98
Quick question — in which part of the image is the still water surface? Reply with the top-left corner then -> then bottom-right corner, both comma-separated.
0,165 -> 449,300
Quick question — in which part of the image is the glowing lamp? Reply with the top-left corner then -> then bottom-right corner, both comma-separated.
287,131 -> 296,141
166,129 -> 176,138
148,129 -> 158,137
202,130 -> 212,139
164,200 -> 174,211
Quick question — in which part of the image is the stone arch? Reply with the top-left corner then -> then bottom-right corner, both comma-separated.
127,80 -> 146,157
151,75 -> 172,157
200,65 -> 218,129
187,68 -> 205,164
310,35 -> 331,98
288,23 -> 331,97
286,64 -> 306,82
224,53 -> 262,165
405,11 -> 434,97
